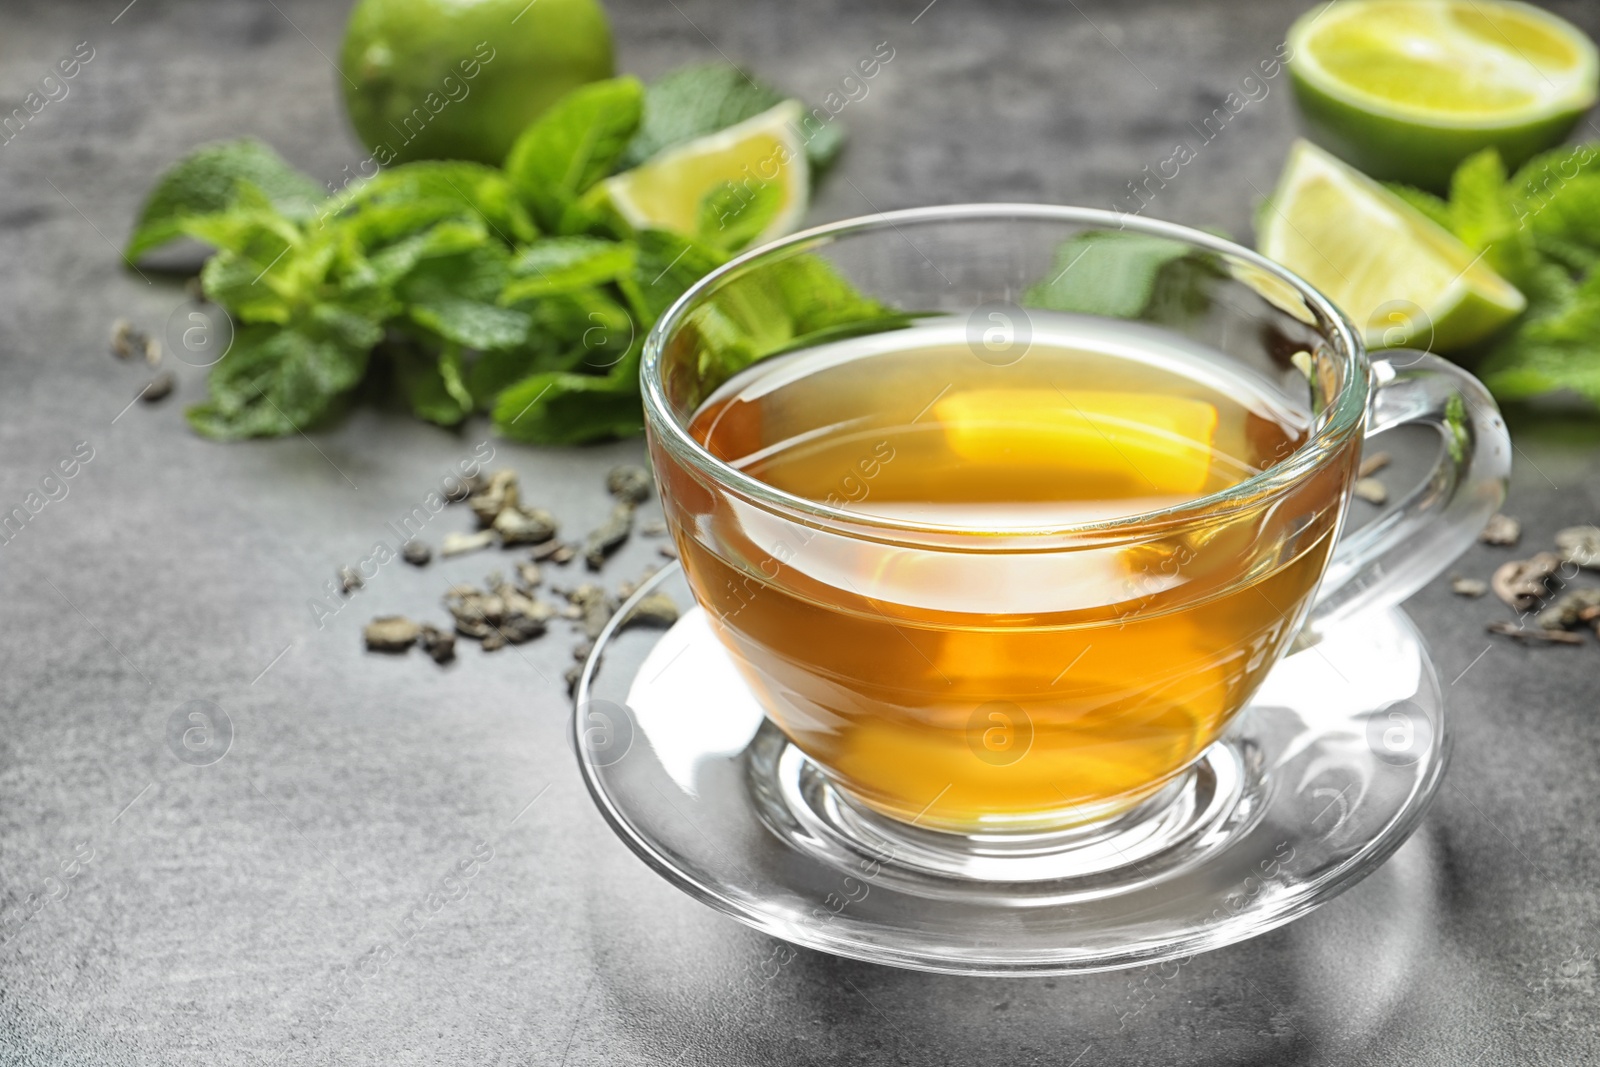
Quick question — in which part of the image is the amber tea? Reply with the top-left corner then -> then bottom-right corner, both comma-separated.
665,314 -> 1357,832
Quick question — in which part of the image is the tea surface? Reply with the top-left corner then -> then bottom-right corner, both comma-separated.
695,318 -> 1307,525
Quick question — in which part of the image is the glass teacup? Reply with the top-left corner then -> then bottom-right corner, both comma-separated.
642,205 -> 1508,836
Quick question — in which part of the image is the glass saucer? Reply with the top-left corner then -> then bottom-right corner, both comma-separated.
573,564 -> 1448,976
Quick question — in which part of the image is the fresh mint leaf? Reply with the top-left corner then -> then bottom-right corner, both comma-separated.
555,289 -> 636,372
670,252 -> 904,408
180,185 -> 301,261
619,229 -> 727,327
1521,174 -> 1600,252
468,349 -> 539,410
1476,232 -> 1600,408
1507,258 -> 1578,322
186,306 -> 380,439
492,345 -> 646,444
505,77 -> 644,231
767,253 -> 895,336
502,237 -> 637,301
622,64 -> 843,175
468,289 -> 635,406
1532,231 -> 1600,274
399,245 -> 529,351
334,199 -> 484,252
1481,319 -> 1600,407
127,139 -> 322,260
1435,148 -> 1551,288
193,195 -> 403,333
399,244 -> 509,301
489,244 -> 889,444
698,179 -> 782,251
332,161 -> 538,244
395,343 -> 474,427
328,167 -> 519,289
1509,144 -> 1600,202
1483,347 -> 1600,407
198,244 -> 299,325
1425,144 -> 1600,360
1025,231 -> 1194,318
134,92 -> 817,444
364,217 -> 489,286
192,198 -> 323,325
1448,149 -> 1517,251
1383,183 -> 1453,229
312,300 -> 387,352
409,300 -> 530,351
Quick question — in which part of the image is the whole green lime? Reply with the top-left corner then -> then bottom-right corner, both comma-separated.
340,0 -> 615,167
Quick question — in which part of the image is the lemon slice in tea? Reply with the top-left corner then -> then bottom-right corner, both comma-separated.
599,101 -> 809,248
1258,140 -> 1525,351
1288,0 -> 1599,189
933,389 -> 1221,497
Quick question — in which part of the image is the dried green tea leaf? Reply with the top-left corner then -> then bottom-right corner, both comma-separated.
621,591 -> 680,629
111,319 -> 150,361
1353,478 -> 1388,505
441,530 -> 496,557
567,582 -> 616,640
365,615 -> 420,652
1487,620 -> 1585,645
468,469 -> 519,526
1554,525 -> 1600,569
1538,588 -> 1600,629
583,502 -> 635,570
141,371 -> 176,403
493,505 -> 558,545
339,566 -> 364,594
420,623 -> 456,664
605,464 -> 652,504
1491,552 -> 1562,612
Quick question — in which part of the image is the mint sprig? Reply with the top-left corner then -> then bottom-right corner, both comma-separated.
1388,144 -> 1600,411
126,139 -> 323,261
124,67 -> 854,444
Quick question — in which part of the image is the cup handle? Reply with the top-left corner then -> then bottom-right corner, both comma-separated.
1306,350 -> 1512,629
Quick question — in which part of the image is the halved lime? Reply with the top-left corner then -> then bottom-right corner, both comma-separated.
1288,0 -> 1599,189
1258,140 -> 1526,351
598,101 -> 809,248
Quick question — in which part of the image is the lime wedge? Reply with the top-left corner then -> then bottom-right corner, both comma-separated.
1288,0 -> 1599,189
1258,140 -> 1526,351
599,101 -> 808,247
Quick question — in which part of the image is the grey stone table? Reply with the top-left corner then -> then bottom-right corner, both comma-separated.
3,0 -> 1599,1063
